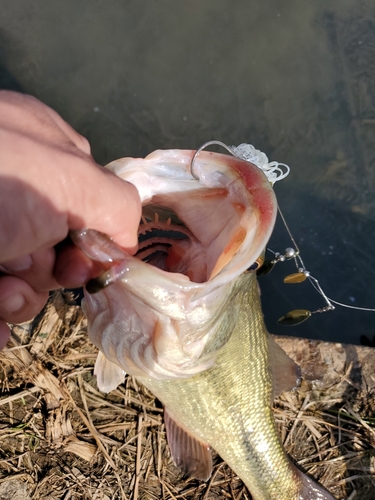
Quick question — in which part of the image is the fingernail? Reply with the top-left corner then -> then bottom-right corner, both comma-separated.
0,255 -> 33,272
0,294 -> 26,314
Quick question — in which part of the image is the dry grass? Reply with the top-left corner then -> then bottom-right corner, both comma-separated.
0,291 -> 374,499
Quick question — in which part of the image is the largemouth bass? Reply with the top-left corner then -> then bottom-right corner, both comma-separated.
72,149 -> 336,500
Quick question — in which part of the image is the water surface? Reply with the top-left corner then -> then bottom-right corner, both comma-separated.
0,0 -> 374,344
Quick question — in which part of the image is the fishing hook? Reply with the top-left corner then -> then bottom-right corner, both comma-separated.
190,140 -> 238,180
190,140 -> 290,184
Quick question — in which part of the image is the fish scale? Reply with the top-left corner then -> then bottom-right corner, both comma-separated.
138,272 -> 302,500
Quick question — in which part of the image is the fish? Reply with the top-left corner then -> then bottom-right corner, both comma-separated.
71,149 -> 336,500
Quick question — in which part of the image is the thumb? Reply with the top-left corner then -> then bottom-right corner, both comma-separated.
66,161 -> 142,253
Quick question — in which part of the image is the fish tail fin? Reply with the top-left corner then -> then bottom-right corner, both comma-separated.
299,470 -> 337,499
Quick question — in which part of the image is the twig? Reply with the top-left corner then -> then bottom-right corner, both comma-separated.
0,386 -> 40,406
132,414 -> 143,500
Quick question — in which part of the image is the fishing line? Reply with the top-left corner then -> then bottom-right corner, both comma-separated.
267,205 -> 375,324
190,141 -> 375,325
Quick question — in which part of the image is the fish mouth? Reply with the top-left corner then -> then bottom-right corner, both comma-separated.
137,207 -> 194,273
136,200 -> 229,283
135,186 -> 249,284
107,149 -> 277,287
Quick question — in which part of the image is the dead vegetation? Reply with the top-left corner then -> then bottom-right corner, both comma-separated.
0,292 -> 374,499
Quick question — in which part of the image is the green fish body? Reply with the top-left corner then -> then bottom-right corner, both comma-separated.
138,273 -> 335,499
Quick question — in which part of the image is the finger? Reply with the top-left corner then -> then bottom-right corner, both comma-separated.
0,275 -> 48,324
54,242 -> 104,288
0,91 -> 141,258
44,105 -> 92,155
1,142 -> 140,260
66,166 -> 141,252
0,321 -> 10,350
0,91 -> 91,155
1,248 -> 60,292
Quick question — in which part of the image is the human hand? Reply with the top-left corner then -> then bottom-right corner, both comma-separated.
0,91 -> 141,349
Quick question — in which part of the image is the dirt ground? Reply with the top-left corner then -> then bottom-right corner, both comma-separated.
0,292 -> 375,499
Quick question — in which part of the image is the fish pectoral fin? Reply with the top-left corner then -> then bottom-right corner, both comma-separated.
94,351 -> 126,393
268,335 -> 301,399
164,407 -> 212,482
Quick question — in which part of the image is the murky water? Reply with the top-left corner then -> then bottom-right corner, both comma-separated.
1,0 -> 374,344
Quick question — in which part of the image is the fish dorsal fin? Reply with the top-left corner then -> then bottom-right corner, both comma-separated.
164,407 -> 212,481
94,351 -> 126,393
268,336 -> 301,399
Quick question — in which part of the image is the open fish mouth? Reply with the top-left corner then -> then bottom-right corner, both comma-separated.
76,149 -> 277,291
104,148 -> 277,289
136,200 -> 243,283
134,185 -> 249,285
136,208 -> 202,280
